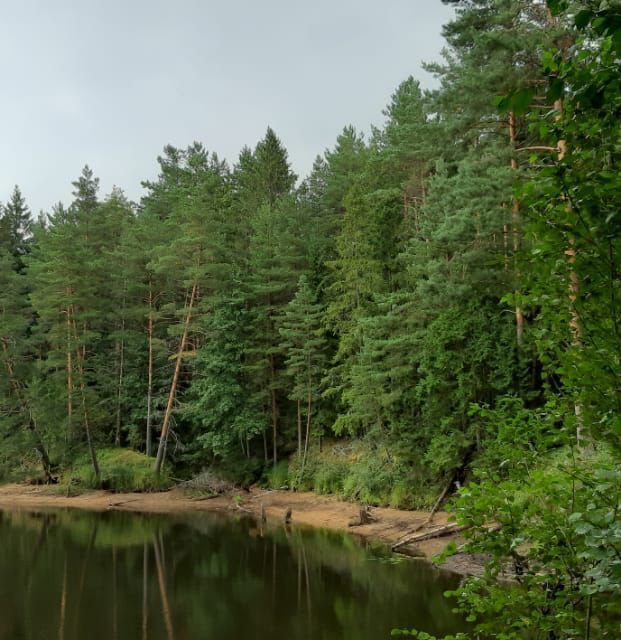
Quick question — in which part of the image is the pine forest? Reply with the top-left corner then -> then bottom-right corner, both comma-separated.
1,1 -> 620,637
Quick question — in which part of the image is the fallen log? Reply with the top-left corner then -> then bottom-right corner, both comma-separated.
107,498 -> 140,509
391,522 -> 465,551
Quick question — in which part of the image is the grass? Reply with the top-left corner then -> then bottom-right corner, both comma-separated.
62,448 -> 171,492
265,440 -> 439,510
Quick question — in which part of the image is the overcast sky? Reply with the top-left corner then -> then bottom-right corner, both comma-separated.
0,1 -> 453,214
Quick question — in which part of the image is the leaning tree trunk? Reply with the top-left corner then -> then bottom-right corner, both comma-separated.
1,339 -> 54,482
154,283 -> 197,475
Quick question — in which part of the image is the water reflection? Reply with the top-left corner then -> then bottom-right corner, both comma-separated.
0,509 -> 467,640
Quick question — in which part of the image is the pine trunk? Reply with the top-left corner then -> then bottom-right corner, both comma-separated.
302,365 -> 312,470
297,399 -> 302,457
114,330 -> 125,447
548,9 -> 585,450
146,281 -> 154,457
269,353 -> 278,466
66,302 -> 73,444
154,282 -> 197,474
509,111 -> 524,348
71,312 -> 100,480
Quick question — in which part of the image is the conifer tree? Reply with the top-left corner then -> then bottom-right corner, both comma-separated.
244,197 -> 305,465
279,275 -> 328,464
2,185 -> 32,258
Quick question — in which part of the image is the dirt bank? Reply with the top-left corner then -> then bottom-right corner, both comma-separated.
0,483 -> 475,573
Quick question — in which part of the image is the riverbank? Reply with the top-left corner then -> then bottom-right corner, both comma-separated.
0,483 -> 475,573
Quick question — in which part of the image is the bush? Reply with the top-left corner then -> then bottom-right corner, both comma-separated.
265,460 -> 290,489
313,459 -> 348,494
277,440 -> 439,509
66,448 -> 171,492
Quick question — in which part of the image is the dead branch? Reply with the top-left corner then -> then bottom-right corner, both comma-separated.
392,522 -> 465,551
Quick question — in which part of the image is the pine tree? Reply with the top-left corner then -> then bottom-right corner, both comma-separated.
244,197 -> 305,465
279,275 -> 328,465
2,185 -> 32,258
150,144 -> 232,473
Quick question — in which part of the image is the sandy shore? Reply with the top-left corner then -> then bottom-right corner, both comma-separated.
0,483 -> 472,571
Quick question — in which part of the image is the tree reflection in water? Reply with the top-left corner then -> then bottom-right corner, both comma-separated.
0,509 -> 468,640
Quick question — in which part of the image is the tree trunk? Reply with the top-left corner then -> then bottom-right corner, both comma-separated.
71,312 -> 100,480
545,8 -> 586,450
269,353 -> 278,466
392,522 -> 465,550
114,328 -> 125,447
509,110 -> 525,348
297,399 -> 302,457
154,282 -> 197,474
1,340 -> 54,482
146,281 -> 154,457
302,368 -> 312,471
66,302 -> 73,445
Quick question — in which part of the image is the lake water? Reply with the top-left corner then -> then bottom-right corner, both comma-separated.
0,508 -> 467,639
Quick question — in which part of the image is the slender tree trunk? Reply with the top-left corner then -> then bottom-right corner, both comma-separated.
71,311 -> 100,480
146,281 -> 154,457
302,383 -> 312,471
66,302 -> 73,445
114,324 -> 125,447
302,362 -> 312,470
509,111 -> 525,348
548,9 -> 586,450
297,399 -> 302,457
154,283 -> 197,474
2,340 -> 54,481
269,353 -> 278,466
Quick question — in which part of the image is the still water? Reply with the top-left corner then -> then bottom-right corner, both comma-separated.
0,509 -> 467,640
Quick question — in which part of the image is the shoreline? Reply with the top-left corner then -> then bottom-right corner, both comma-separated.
0,483 -> 476,573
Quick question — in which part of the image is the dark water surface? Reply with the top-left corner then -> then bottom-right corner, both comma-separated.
0,508 -> 468,640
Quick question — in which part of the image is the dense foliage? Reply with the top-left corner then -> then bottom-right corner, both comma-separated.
1,0 -> 619,637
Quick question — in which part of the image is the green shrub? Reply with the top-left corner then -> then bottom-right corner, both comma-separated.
66,448 -> 171,492
265,460 -> 290,489
286,454 -> 317,492
312,459 -> 348,495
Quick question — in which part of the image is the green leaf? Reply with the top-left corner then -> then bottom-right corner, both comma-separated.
547,77 -> 564,103
546,0 -> 569,16
509,88 -> 536,115
574,10 -> 594,30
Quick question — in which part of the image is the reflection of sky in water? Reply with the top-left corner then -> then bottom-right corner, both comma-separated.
0,509 -> 467,640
